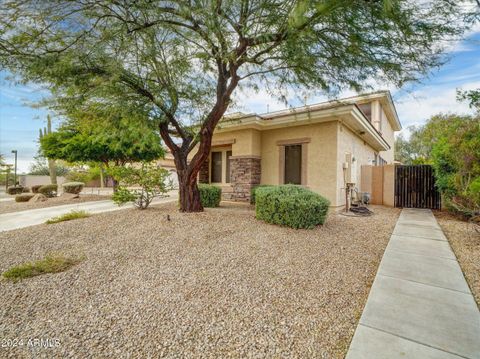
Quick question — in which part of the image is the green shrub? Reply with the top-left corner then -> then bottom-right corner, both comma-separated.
15,194 -> 35,202
2,254 -> 83,281
7,186 -> 23,195
198,184 -> 221,208
46,210 -> 90,224
31,184 -> 43,193
38,184 -> 58,198
62,181 -> 84,194
255,185 -> 330,229
250,184 -> 274,204
21,187 -> 30,193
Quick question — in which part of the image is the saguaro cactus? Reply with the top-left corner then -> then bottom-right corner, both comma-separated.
39,115 -> 57,185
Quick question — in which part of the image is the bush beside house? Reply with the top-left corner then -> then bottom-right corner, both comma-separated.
199,184 -> 221,208
255,185 -> 330,229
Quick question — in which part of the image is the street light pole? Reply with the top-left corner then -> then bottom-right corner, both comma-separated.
11,150 -> 17,186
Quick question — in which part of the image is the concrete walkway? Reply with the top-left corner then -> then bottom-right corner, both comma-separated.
0,193 -> 178,232
346,208 -> 480,359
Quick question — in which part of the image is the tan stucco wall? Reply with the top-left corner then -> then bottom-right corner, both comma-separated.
337,124 -> 378,206
379,107 -> 395,163
211,129 -> 261,156
259,121 -> 338,205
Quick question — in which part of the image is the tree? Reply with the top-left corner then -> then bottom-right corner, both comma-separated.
40,105 -> 165,176
0,0 -> 467,211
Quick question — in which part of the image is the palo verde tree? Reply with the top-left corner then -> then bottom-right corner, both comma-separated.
39,104 -> 165,187
0,0 -> 469,211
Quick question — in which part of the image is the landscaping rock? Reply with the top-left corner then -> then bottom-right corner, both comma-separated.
30,193 -> 48,202
60,192 -> 80,200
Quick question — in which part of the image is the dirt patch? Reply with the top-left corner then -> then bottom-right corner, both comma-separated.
435,211 -> 480,306
0,204 -> 399,358
0,195 -> 111,215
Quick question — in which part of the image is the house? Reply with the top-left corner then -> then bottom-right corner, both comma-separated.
189,91 -> 401,208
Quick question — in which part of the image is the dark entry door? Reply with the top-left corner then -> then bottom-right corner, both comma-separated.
394,165 -> 441,209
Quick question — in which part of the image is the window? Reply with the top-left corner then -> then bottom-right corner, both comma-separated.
225,150 -> 232,183
284,145 -> 302,185
211,152 -> 222,183
357,103 -> 372,122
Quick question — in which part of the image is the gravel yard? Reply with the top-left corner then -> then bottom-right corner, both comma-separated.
0,195 -> 111,215
0,203 -> 399,358
435,211 -> 480,306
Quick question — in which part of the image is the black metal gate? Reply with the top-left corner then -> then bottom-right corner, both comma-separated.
395,165 -> 441,209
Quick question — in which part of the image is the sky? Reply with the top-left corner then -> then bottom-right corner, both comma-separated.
1,32 -> 479,173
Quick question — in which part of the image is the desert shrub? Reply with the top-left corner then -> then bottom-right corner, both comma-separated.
62,181 -> 84,194
31,184 -> 43,193
110,162 -> 169,209
46,210 -> 90,224
7,186 -> 23,195
198,184 -> 221,208
15,194 -> 35,202
2,254 -> 82,281
38,184 -> 58,198
255,185 -> 330,229
250,185 -> 273,204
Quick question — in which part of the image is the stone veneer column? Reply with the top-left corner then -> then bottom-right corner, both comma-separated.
229,156 -> 261,202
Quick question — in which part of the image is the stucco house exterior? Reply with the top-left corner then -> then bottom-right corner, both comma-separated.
175,91 -> 400,208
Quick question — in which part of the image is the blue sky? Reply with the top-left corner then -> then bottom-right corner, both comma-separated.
1,32 -> 479,173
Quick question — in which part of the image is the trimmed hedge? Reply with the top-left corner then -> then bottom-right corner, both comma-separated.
198,184 -> 221,208
15,194 -> 35,202
62,182 -> 84,194
7,186 -> 23,195
38,184 -> 58,198
250,184 -> 274,204
31,185 -> 43,193
22,187 -> 30,193
255,185 -> 330,229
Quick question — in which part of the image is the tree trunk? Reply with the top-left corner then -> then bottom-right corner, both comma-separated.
178,174 -> 203,212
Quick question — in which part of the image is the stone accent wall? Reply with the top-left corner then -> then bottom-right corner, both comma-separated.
199,158 -> 209,183
228,157 -> 261,202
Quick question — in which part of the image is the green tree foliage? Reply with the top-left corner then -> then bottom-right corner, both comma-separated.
40,105 -> 164,167
428,114 -> 480,215
0,0 -> 468,211
110,163 -> 170,209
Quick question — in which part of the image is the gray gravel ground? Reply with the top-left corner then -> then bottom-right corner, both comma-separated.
0,203 -> 399,358
0,195 -> 111,215
435,211 -> 480,307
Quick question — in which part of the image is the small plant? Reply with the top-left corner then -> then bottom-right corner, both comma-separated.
15,194 -> 35,202
31,184 -> 43,193
2,254 -> 83,282
110,162 -> 170,209
38,184 -> 58,198
62,181 -> 84,194
21,187 -> 30,193
46,210 -> 90,224
7,186 -> 23,195
198,184 -> 222,208
255,185 -> 330,229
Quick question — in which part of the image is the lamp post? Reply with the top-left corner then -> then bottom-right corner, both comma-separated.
11,150 -> 17,186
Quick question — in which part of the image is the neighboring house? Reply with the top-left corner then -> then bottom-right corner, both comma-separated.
166,91 -> 401,208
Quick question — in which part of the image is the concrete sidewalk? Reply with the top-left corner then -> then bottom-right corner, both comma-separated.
0,193 -> 178,232
346,208 -> 480,359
